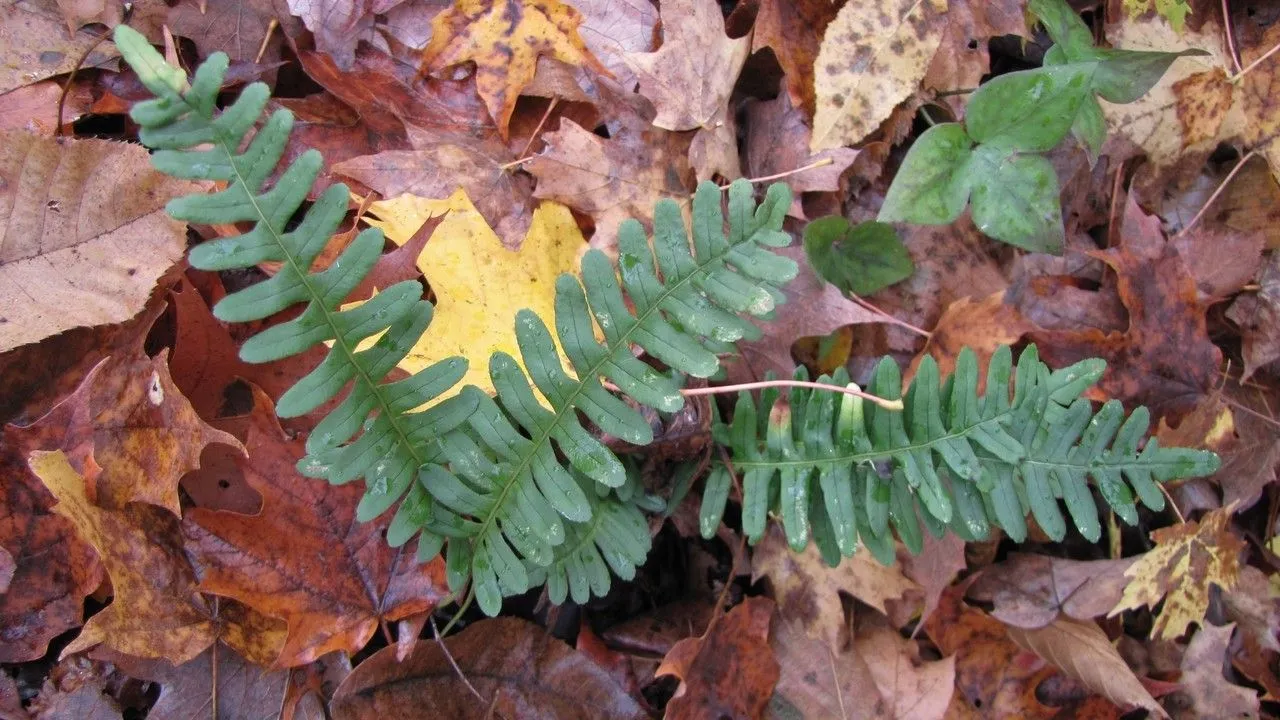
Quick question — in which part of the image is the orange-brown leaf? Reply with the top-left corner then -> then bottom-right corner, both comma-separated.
657,597 -> 780,719
183,387 -> 449,667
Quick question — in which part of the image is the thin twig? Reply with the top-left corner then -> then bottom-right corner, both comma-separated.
255,19 -> 279,65
723,157 -> 835,188
1231,38 -> 1280,83
516,96 -> 559,160
211,598 -> 220,720
848,295 -> 931,338
680,379 -> 904,410
1158,483 -> 1186,524
57,19 -> 122,136
1173,149 -> 1257,239
1105,159 -> 1126,248
935,87 -> 977,98
1222,0 -> 1242,74
499,155 -> 537,171
431,616 -> 489,706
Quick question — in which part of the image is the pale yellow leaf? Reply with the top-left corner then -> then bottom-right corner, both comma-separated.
810,0 -> 948,151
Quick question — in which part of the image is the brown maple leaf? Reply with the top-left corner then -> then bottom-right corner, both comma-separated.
748,0 -> 841,116
183,387 -> 449,667
657,596 -> 780,720
419,0 -> 609,138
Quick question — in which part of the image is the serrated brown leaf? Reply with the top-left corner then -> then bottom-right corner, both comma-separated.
28,450 -> 220,665
1110,504 -> 1246,640
183,387 -> 448,667
1171,623 -> 1260,719
1033,196 -> 1221,420
1005,617 -> 1165,717
331,617 -> 645,719
623,0 -> 748,132
657,596 -> 779,720
527,116 -> 693,248
287,0 -> 403,70
420,0 -> 607,138
968,553 -> 1137,630
751,523 -> 918,653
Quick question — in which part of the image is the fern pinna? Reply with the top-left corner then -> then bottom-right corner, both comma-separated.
705,345 -> 1220,567
115,25 -> 1219,617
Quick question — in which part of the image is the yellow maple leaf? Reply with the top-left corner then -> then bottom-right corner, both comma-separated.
364,189 -> 586,400
1109,503 -> 1245,639
420,0 -> 609,138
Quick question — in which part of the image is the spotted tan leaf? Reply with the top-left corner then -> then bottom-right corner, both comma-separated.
810,0 -> 948,152
419,0 -> 609,138
1173,68 -> 1236,148
1109,503 -> 1245,640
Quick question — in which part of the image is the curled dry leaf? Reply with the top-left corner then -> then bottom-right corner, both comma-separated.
623,0 -> 748,132
1110,503 -> 1246,641
28,451 -> 220,665
331,617 -> 645,720
0,132 -> 197,353
657,596 -> 780,720
967,553 -> 1136,630
1006,617 -> 1165,717
420,0 -> 608,138
810,0 -> 947,151
1169,623 -> 1260,719
751,522 -> 918,653
183,388 -> 450,667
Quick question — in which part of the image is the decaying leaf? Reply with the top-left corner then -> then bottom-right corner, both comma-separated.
769,615 -> 892,719
1005,616 -> 1165,717
856,613 -> 955,720
420,0 -> 608,137
909,292 -> 1032,382
0,132 -> 197,352
331,617 -> 645,719
286,0 -> 402,70
1227,253 -> 1280,380
1110,504 -> 1246,640
366,189 -> 584,399
183,388 -> 449,667
751,0 -> 841,116
1168,623 -> 1260,719
169,0 -> 285,64
657,596 -> 780,720
922,0 -> 1026,102
29,450 -> 220,665
968,553 -> 1136,630
0,0 -> 119,95
744,93 -> 861,209
751,522 -> 919,652
623,0 -> 749,132
811,0 -> 947,151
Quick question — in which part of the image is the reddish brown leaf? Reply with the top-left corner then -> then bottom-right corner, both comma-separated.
1033,196 -> 1221,420
908,291 -> 1032,383
657,596 -> 780,720
147,643 -> 290,720
967,553 -> 1135,630
748,0 -> 840,116
168,277 -> 251,421
770,614 -> 891,719
287,0 -> 405,70
183,387 -> 448,667
27,657 -> 125,720
899,531 -> 967,628
743,93 -> 860,212
921,0 -> 1026,103
169,0 -> 290,64
29,451 -> 219,664
331,617 -> 645,719
1227,252 -> 1280,380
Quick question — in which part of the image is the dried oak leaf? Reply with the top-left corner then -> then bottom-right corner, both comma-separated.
724,245 -> 887,384
169,0 -> 284,64
770,615 -> 891,720
657,596 -> 780,720
526,116 -> 693,248
331,617 -> 645,719
1005,617 -> 1165,718
1032,196 -> 1221,420
855,613 -> 955,720
0,132 -> 197,353
623,0 -> 748,132
898,531 -> 967,628
1168,623 -> 1260,718
183,388 -> 449,667
750,0 -> 840,117
286,0 -> 403,70
810,0 -> 947,151
420,0 -> 608,138
29,450 -> 219,665
908,291 -> 1033,383
743,93 -> 861,211
967,553 -> 1136,630
570,0 -> 657,90
0,0 -> 118,95
751,522 -> 919,653
25,346 -> 240,516
1109,504 -> 1246,640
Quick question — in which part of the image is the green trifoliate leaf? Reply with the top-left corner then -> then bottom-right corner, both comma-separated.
966,145 -> 1064,253
878,123 -> 973,225
803,217 -> 914,296
964,64 -> 1093,152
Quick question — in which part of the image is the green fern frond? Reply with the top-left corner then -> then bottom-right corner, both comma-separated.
703,345 -> 1220,562
418,181 -> 798,615
114,26 -> 476,527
